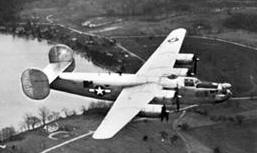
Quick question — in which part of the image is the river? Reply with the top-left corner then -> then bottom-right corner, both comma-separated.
0,34 -> 106,130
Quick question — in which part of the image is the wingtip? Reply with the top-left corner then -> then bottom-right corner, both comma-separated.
92,128 -> 115,139
173,28 -> 187,33
92,133 -> 114,140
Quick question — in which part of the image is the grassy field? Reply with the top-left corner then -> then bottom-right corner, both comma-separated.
2,98 -> 257,153
2,111 -> 187,153
187,118 -> 257,153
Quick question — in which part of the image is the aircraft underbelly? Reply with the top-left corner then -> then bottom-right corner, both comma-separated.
179,87 -> 215,104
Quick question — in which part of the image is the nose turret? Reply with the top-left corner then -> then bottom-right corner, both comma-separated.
218,83 -> 232,90
221,83 -> 232,89
216,83 -> 232,102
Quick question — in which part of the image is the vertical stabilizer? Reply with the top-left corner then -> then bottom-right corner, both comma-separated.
21,44 -> 75,100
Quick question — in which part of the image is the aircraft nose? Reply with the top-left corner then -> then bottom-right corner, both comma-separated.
215,89 -> 232,102
226,89 -> 232,97
222,83 -> 232,89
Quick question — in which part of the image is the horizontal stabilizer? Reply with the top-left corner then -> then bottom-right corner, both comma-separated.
45,44 -> 75,82
43,61 -> 74,83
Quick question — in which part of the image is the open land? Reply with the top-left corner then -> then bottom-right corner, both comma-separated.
1,0 -> 257,153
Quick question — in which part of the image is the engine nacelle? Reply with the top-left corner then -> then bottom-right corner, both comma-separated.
170,68 -> 189,76
139,104 -> 163,118
154,90 -> 175,101
175,54 -> 194,65
175,54 -> 199,75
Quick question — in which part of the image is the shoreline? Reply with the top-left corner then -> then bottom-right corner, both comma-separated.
0,21 -> 142,73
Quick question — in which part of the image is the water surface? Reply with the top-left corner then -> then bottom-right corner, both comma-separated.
0,34 -> 105,129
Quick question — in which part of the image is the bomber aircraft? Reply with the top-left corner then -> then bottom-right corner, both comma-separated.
21,28 -> 232,139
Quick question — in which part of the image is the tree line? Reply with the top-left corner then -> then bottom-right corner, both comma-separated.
0,106 -> 60,142
0,0 -> 36,25
0,102 -> 111,142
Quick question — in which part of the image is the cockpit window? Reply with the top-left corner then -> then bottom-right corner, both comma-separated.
167,74 -> 177,79
184,79 -> 195,87
196,82 -> 218,89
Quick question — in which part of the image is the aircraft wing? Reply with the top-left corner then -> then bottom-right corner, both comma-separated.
136,28 -> 186,77
93,83 -> 160,139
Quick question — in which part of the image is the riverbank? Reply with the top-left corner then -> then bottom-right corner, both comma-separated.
0,21 -> 142,74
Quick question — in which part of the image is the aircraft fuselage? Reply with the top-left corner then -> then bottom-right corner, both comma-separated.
51,72 -> 232,105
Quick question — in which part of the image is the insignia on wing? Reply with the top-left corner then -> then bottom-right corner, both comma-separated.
168,37 -> 179,43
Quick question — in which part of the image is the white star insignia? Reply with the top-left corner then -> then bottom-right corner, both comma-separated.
95,86 -> 104,96
88,86 -> 111,96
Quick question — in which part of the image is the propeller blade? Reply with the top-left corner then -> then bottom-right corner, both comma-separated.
193,56 -> 199,75
160,105 -> 169,122
173,84 -> 181,112
176,97 -> 180,111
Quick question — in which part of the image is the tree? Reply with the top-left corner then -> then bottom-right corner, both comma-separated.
0,126 -> 16,141
61,107 -> 70,117
48,111 -> 60,121
38,107 -> 50,127
80,105 -> 87,115
29,116 -> 41,130
19,122 -> 27,132
24,113 -> 41,130
71,110 -> 77,116
23,113 -> 32,130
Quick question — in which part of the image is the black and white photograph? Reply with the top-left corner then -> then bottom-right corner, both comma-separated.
0,0 -> 256,153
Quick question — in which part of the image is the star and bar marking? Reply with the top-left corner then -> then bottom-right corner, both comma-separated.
89,86 -> 111,96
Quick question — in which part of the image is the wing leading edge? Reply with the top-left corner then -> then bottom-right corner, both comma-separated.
93,83 -> 160,139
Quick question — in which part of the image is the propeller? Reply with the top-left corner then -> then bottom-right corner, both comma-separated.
175,95 -> 180,112
160,84 -> 182,121
174,84 -> 181,112
192,56 -> 200,76
160,104 -> 169,122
